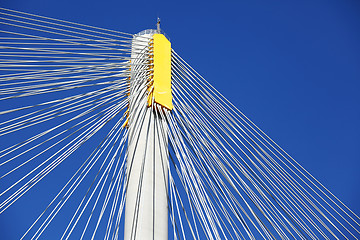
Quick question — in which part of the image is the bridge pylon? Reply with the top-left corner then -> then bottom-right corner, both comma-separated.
124,29 -> 172,240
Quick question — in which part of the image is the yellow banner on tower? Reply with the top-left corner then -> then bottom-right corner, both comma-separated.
147,34 -> 173,110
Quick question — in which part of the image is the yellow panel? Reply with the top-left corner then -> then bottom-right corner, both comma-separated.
150,34 -> 173,110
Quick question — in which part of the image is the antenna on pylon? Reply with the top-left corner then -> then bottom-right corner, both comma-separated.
156,17 -> 161,33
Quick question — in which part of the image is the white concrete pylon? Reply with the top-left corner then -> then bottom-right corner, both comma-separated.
124,30 -> 169,240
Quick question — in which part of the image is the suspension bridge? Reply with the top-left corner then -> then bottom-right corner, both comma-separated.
0,7 -> 359,239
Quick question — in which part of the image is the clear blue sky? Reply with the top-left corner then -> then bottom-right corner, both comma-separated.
1,0 -> 360,239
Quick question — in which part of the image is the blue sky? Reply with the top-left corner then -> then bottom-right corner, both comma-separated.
1,0 -> 360,238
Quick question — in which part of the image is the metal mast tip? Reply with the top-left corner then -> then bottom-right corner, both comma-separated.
157,17 -> 161,33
